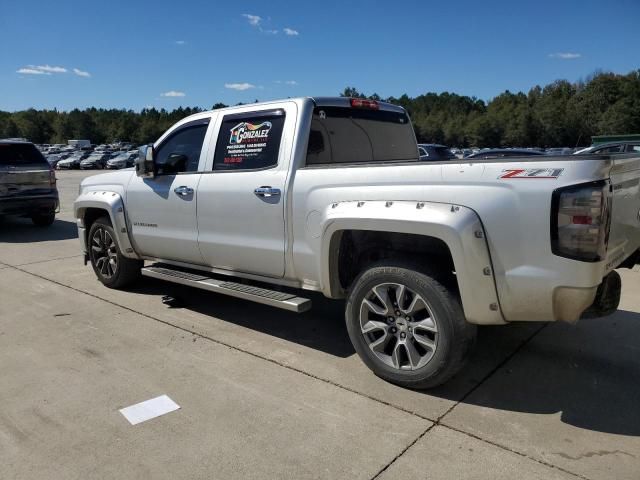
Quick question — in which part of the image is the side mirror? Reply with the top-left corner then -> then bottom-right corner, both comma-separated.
136,145 -> 155,178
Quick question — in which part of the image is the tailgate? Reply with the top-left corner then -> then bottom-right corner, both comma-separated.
0,142 -> 53,198
0,166 -> 52,198
606,155 -> 640,270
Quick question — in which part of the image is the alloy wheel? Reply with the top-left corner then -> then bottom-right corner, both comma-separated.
359,282 -> 438,370
91,227 -> 118,278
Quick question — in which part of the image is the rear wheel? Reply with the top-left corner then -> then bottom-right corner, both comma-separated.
31,212 -> 55,227
88,216 -> 142,288
345,262 -> 476,389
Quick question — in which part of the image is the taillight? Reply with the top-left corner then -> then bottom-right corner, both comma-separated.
350,98 -> 379,110
49,168 -> 56,187
551,180 -> 611,262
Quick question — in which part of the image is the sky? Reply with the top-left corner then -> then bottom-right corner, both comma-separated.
1,0 -> 639,112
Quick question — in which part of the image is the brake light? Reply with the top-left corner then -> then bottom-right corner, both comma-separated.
551,180 -> 611,262
350,98 -> 379,110
49,168 -> 56,187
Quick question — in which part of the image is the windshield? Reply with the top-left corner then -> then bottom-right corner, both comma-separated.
0,143 -> 48,166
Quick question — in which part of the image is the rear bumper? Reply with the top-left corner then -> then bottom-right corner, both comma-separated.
0,194 -> 59,216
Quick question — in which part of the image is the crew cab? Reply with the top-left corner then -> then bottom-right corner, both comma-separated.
74,97 -> 640,388
1,140 -> 58,226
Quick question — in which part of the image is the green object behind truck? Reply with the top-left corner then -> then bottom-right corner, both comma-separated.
592,134 -> 640,145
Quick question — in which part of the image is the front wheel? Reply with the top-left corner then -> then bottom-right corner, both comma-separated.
345,262 -> 476,389
88,216 -> 142,289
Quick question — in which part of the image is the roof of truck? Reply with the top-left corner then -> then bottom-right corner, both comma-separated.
208,96 -> 406,114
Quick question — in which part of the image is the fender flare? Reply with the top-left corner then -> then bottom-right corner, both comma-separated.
318,200 -> 505,325
74,190 -> 140,259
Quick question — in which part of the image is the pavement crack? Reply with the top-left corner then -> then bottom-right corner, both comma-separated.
436,323 -> 547,423
440,424 -> 592,480
370,423 -> 437,480
12,254 -> 83,267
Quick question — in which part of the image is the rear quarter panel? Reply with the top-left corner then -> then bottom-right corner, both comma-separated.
290,156 -> 622,322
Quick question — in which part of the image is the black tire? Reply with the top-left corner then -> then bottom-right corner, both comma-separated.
31,212 -> 55,227
88,216 -> 142,289
345,262 -> 476,389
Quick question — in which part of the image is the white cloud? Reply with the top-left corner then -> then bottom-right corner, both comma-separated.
73,68 -> 91,77
285,80 -> 298,85
160,90 -> 186,97
225,82 -> 256,91
548,52 -> 581,59
242,14 -> 262,26
283,28 -> 299,36
17,64 -> 68,75
175,40 -> 186,45
17,68 -> 50,75
33,64 -> 67,73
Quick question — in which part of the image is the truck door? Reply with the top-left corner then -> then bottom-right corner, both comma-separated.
125,116 -> 212,265
196,104 -> 295,278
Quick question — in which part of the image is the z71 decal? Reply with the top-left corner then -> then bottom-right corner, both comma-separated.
499,168 -> 564,179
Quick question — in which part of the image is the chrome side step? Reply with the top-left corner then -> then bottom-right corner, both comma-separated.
141,265 -> 312,313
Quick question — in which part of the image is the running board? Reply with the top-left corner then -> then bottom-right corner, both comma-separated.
141,265 -> 312,313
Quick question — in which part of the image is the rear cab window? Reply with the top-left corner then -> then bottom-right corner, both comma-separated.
306,105 -> 417,166
213,109 -> 285,171
0,143 -> 48,166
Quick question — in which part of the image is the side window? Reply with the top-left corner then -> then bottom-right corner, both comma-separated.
418,147 -> 428,157
213,110 -> 285,171
155,120 -> 209,175
627,145 -> 640,153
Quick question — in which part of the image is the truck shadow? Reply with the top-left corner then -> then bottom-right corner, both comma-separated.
132,279 -> 356,358
429,309 -> 640,437
131,279 -> 640,436
0,217 -> 78,242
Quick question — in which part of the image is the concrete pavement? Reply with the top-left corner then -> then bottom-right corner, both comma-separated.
0,170 -> 639,479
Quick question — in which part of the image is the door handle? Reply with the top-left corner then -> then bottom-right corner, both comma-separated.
254,186 -> 281,198
174,186 -> 194,196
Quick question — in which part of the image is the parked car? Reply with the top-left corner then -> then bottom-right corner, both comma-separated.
1,140 -> 58,226
546,147 -> 574,155
74,96 -> 640,389
108,150 -> 128,159
57,152 -> 90,169
466,148 -> 547,159
46,154 -> 62,169
418,144 -> 457,161
573,141 -> 640,155
106,152 -> 137,169
80,153 -> 110,169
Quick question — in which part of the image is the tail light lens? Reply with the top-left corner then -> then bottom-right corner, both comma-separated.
551,180 -> 611,262
49,168 -> 56,187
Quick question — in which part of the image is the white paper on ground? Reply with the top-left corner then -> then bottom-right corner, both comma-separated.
119,394 -> 180,425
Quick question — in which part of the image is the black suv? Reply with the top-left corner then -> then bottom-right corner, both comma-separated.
0,141 -> 59,226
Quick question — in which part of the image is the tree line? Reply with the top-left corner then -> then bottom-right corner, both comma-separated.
2,71 -> 639,148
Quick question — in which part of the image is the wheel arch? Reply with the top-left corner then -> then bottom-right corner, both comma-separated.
319,201 -> 505,325
74,191 -> 140,259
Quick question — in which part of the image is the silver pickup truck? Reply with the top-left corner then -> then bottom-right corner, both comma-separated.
74,97 -> 640,388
